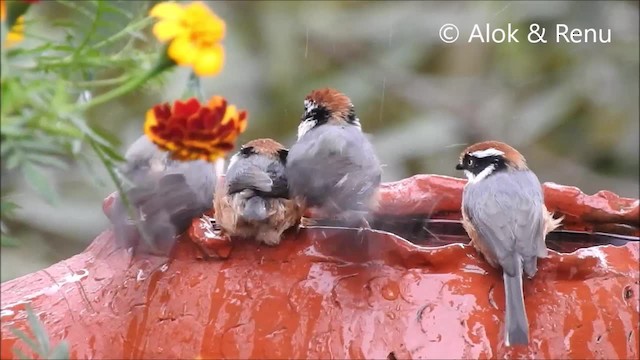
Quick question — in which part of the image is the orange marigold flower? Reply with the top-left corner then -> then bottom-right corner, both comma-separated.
149,1 -> 226,76
144,96 -> 248,162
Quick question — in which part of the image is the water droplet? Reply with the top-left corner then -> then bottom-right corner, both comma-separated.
136,269 -> 147,281
381,281 -> 400,301
386,311 -> 396,320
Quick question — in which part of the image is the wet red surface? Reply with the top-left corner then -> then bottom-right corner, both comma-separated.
1,175 -> 638,359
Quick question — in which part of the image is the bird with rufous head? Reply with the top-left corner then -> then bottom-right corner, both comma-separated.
286,88 -> 382,228
455,140 -> 562,347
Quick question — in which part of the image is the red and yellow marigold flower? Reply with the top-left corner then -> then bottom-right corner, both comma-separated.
144,96 -> 247,162
149,1 -> 226,76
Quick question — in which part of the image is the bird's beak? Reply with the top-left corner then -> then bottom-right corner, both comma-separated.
455,163 -> 464,170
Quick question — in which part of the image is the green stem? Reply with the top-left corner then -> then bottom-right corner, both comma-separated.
88,138 -> 132,217
186,71 -> 205,101
76,75 -> 129,87
80,71 -> 154,110
79,48 -> 174,111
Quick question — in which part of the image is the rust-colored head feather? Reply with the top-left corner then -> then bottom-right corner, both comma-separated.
306,88 -> 353,121
238,138 -> 288,163
303,88 -> 359,127
461,141 -> 527,170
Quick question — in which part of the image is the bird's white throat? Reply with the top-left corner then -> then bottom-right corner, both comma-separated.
297,120 -> 317,139
465,164 -> 496,184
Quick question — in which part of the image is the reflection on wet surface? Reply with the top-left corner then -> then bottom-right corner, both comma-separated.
371,217 -> 639,253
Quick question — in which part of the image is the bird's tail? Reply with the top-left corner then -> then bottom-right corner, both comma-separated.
503,255 -> 529,347
242,196 -> 268,221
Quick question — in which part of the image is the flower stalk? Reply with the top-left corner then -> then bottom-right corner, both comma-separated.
79,45 -> 175,111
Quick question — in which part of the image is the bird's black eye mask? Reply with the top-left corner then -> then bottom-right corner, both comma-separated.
301,103 -> 329,127
277,149 -> 289,164
346,106 -> 357,125
239,146 -> 256,157
456,154 -> 506,175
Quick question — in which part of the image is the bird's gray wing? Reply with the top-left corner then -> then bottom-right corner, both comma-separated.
463,171 -> 545,277
264,160 -> 289,199
287,126 -> 356,190
109,136 -> 216,255
226,163 -> 273,195
287,125 -> 381,213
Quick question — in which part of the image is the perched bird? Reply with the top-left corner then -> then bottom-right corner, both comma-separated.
455,141 -> 562,347
107,135 -> 216,255
214,138 -> 302,246
286,88 -> 382,227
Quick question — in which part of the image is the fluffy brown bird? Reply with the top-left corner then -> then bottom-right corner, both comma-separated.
455,141 -> 562,347
214,138 -> 302,246
285,88 -> 382,227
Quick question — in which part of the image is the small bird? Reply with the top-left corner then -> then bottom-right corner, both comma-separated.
108,135 -> 216,255
286,88 -> 382,227
214,138 -> 302,246
455,140 -> 562,347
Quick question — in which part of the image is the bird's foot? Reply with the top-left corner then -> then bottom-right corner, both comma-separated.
190,215 -> 233,259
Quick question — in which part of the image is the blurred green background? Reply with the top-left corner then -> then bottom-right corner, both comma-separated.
1,0 -> 638,281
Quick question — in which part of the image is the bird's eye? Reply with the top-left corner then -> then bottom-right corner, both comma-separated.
467,158 -> 474,167
240,146 -> 255,156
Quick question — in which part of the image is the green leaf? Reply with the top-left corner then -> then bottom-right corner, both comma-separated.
12,347 -> 32,360
101,2 -> 134,19
66,115 -> 112,148
20,139 -> 69,156
48,342 -> 70,360
26,306 -> 51,356
0,200 -> 20,214
1,123 -> 29,136
96,142 -> 125,162
90,123 -> 122,149
26,154 -> 69,170
57,0 -> 96,19
1,140 -> 15,157
22,164 -> 59,205
9,328 -> 39,356
5,151 -> 22,170
51,80 -> 70,110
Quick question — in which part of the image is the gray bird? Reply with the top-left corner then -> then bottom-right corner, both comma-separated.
214,138 -> 301,246
286,88 -> 382,227
107,135 -> 216,255
456,140 -> 562,347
